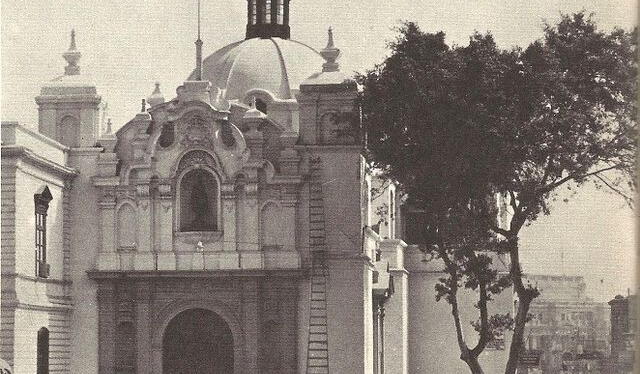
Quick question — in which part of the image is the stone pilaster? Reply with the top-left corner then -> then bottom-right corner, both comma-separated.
221,183 -> 237,252
97,281 -> 116,374
134,184 -> 154,270
244,183 -> 260,252
97,188 -> 117,270
156,183 -> 175,270
135,281 -> 153,374
242,279 -> 260,373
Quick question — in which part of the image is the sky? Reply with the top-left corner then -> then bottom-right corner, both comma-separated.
2,0 -> 636,301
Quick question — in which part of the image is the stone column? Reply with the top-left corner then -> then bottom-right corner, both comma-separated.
134,184 -> 154,270
97,188 -> 118,270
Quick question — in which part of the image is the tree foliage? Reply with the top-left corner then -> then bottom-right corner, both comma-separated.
357,12 -> 636,374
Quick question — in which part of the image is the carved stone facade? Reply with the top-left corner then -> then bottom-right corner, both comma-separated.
1,4 -> 514,374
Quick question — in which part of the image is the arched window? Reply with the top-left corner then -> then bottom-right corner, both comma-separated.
117,204 -> 137,249
261,202 -> 282,250
250,0 -> 257,24
264,0 -> 272,23
179,169 -> 218,232
37,327 -> 49,374
59,115 -> 80,148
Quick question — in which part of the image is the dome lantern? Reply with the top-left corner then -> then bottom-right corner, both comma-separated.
246,0 -> 291,39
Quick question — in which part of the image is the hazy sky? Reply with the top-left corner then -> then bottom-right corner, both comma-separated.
2,0 -> 636,301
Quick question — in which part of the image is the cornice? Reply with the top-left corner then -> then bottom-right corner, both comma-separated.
1,145 -> 78,179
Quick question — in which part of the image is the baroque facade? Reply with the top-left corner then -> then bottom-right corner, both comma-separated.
1,2 -> 513,373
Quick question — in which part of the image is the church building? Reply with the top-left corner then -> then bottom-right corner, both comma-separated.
0,2 -> 513,373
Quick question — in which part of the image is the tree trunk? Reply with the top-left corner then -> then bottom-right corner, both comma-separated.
504,296 -> 531,374
463,356 -> 485,374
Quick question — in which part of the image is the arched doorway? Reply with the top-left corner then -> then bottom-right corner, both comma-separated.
162,308 -> 234,374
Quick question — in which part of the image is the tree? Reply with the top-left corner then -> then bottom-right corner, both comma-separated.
357,13 -> 636,374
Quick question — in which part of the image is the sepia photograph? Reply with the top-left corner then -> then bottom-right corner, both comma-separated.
0,0 -> 637,373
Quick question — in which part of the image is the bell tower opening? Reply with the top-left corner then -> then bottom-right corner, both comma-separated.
162,308 -> 234,374
246,0 -> 290,39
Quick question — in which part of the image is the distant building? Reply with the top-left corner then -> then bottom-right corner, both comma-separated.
520,275 -> 610,374
607,294 -> 636,373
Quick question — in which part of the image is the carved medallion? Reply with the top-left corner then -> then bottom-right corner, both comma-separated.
177,150 -> 217,173
180,115 -> 214,148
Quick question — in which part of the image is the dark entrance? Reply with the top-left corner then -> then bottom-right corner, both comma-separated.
162,308 -> 234,374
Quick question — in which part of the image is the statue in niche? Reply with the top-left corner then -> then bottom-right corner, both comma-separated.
190,172 -> 211,231
180,169 -> 217,232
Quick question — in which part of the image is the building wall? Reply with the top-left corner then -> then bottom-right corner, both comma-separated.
405,246 -> 513,374
524,274 -> 611,374
67,149 -> 102,374
1,122 -> 74,374
91,276 -> 299,374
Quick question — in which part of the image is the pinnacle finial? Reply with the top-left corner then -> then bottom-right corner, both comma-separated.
148,82 -> 165,107
63,29 -> 82,75
327,27 -> 335,49
141,99 -> 147,112
320,27 -> 340,72
69,29 -> 77,51
105,118 -> 113,134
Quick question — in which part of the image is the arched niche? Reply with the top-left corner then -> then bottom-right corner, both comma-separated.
260,201 -> 283,250
58,115 -> 80,147
177,168 -> 220,232
151,299 -> 246,374
117,203 -> 137,250
162,309 -> 233,374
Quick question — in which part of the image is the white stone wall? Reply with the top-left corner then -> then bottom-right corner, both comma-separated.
405,246 -> 513,374
1,123 -> 74,373
66,149 -> 102,374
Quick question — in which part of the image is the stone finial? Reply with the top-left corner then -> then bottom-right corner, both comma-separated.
327,27 -> 335,49
141,99 -> 147,112
63,29 -> 82,75
105,118 -> 113,134
320,27 -> 340,72
243,96 -> 266,120
147,82 -> 165,107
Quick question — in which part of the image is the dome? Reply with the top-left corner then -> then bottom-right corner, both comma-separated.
188,37 -> 324,101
